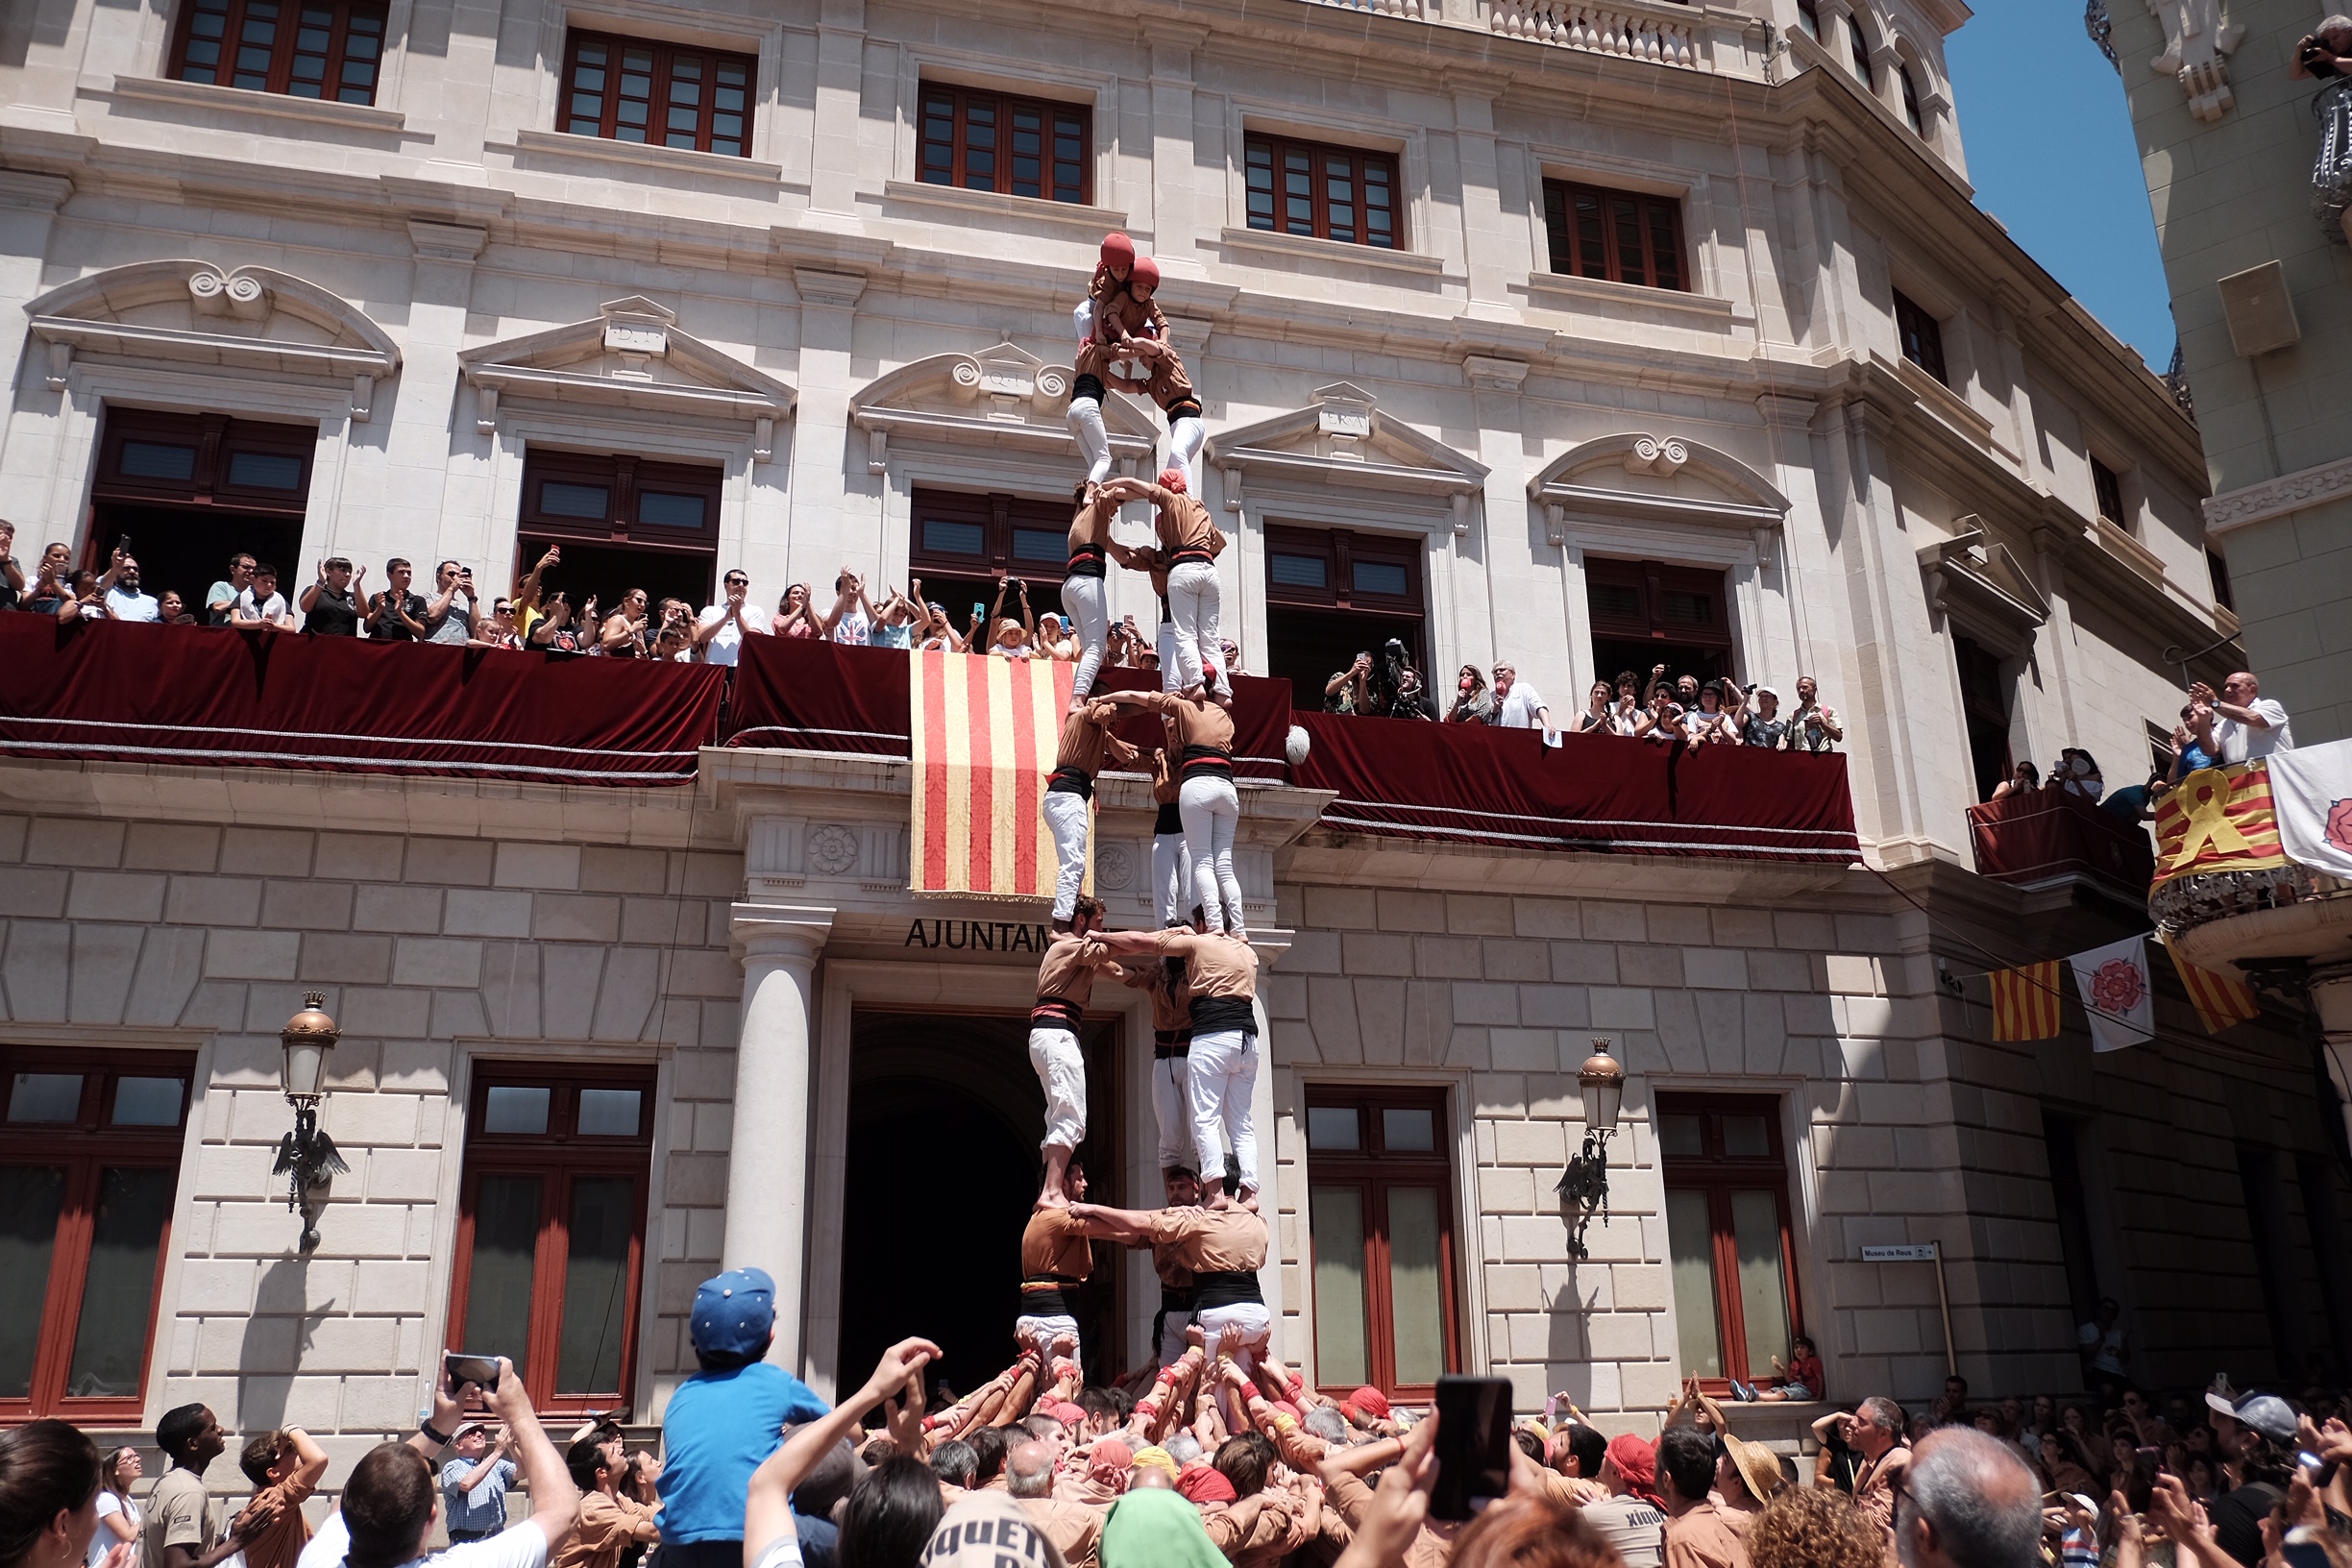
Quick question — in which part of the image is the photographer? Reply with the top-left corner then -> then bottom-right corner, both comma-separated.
2291,16 -> 2352,78
424,560 -> 476,645
1324,651 -> 1373,716
1376,640 -> 1438,720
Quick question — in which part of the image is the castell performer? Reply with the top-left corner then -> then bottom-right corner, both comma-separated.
1102,938 -> 1192,1179
1101,685 -> 1243,940
1101,286 -> 1206,494
1017,1155 -> 1092,1364
1099,472 -> 1222,698
1105,535 -> 1181,693
1067,233 -> 1166,489
1044,700 -> 1137,928
1063,481 -> 1117,706
1147,744 -> 1191,924
1068,1190 -> 1270,1375
1030,895 -> 1112,1207
1083,917 -> 1260,1210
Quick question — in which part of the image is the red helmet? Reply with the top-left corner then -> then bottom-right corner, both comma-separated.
1158,466 -> 1188,493
1130,255 -> 1162,294
1100,232 -> 1135,268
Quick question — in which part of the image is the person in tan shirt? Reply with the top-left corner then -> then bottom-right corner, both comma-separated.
1018,1159 -> 1096,1364
1099,688 -> 1243,938
1099,475 -> 1220,697
1084,922 -> 1260,1204
552,1432 -> 660,1568
1031,899 -> 1112,1206
1066,233 -> 1154,493
1145,746 -> 1191,923
1656,1428 -> 1749,1568
1006,1440 -> 1103,1568
231,1427 -> 327,1568
1044,709 -> 1137,932
1102,942 -> 1192,1179
1062,486 -> 1119,705
1070,1200 -> 1269,1383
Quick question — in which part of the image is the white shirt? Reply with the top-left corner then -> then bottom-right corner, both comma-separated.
235,588 -> 291,625
697,602 -> 767,668
831,605 -> 870,647
1495,681 -> 1547,728
297,1509 -> 550,1568
2217,698 -> 2292,762
106,586 -> 160,623
752,1534 -> 804,1568
90,1492 -> 138,1568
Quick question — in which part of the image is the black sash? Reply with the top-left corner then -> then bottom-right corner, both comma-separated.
1155,801 -> 1184,836
1032,996 -> 1084,1030
1047,765 -> 1093,800
1066,544 -> 1107,580
1169,548 -> 1214,567
1020,1276 -> 1082,1317
1193,1269 -> 1262,1309
1154,1029 -> 1192,1060
1189,995 -> 1255,1035
1181,744 -> 1233,778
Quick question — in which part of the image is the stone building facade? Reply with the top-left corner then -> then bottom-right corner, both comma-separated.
1,0 -> 2345,1507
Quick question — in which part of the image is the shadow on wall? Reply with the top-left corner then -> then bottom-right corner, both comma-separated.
237,1257 -> 334,1435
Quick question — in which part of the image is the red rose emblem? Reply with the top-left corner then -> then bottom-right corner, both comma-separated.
2327,797 -> 2352,854
2091,958 -> 2145,1016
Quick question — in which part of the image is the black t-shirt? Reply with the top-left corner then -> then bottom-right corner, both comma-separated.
306,584 -> 360,637
369,590 -> 426,640
2210,1482 -> 2284,1567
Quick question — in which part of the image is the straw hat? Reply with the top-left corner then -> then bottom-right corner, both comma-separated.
1721,1431 -> 1786,1502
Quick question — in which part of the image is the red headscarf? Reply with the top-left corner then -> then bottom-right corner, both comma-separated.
1340,1386 -> 1391,1425
1605,1433 -> 1664,1508
1175,1463 -> 1237,1505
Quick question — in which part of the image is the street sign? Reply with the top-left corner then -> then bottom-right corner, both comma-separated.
1861,1242 -> 1940,1262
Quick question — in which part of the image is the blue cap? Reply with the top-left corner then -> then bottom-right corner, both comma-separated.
691,1267 -> 776,1358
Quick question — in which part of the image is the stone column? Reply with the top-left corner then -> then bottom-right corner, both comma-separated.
725,903 -> 836,1375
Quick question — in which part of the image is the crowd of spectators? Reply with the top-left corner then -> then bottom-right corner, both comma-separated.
1335,652 -> 1848,753
1979,672 -> 2295,821
18,1261 -> 2350,1568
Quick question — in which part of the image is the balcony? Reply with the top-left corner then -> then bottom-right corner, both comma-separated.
2144,751 -> 2352,971
1295,0 -> 1765,79
1965,789 -> 2156,902
0,619 -> 1858,869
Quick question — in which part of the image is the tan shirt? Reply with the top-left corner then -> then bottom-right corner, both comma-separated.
1022,1206 -> 1095,1281
1153,490 -> 1218,555
551,1492 -> 659,1568
1088,276 -> 1167,345
1054,703 -> 1139,776
1663,1501 -> 1750,1568
236,1476 -> 316,1568
1067,495 -> 1116,553
1152,748 -> 1181,805
1130,691 -> 1235,753
1037,934 -> 1103,1006
1121,958 -> 1191,1034
1151,928 -> 1256,1001
1016,1497 -> 1104,1568
141,1469 -> 216,1568
1141,1206 -> 1266,1273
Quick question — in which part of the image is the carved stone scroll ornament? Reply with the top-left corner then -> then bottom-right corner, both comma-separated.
2145,0 -> 2245,122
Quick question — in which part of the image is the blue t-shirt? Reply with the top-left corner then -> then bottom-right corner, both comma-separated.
657,1361 -> 830,1542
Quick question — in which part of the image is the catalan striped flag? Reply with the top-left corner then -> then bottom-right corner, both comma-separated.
2158,929 -> 2262,1035
2151,760 -> 2284,890
908,650 -> 1077,900
1990,960 -> 2062,1042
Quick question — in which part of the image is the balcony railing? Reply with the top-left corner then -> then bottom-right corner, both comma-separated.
1966,789 -> 2156,900
1487,0 -> 1703,66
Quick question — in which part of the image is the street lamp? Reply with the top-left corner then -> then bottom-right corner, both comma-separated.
1556,1038 -> 1626,1259
272,992 -> 350,1251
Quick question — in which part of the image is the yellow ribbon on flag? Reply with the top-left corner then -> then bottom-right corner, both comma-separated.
2167,767 -> 2253,869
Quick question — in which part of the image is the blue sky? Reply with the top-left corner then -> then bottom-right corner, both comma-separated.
1945,0 -> 2176,367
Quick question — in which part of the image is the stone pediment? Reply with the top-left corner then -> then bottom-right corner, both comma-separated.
1529,432 -> 1789,537
848,341 -> 1159,476
25,257 -> 401,418
1208,382 -> 1489,510
1919,518 -> 2048,641
457,297 -> 796,456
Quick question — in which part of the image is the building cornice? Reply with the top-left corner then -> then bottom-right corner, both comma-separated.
2201,455 -> 2352,534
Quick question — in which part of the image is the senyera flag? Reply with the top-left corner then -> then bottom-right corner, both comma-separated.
1989,961 -> 2061,1042
909,650 -> 1077,900
2151,761 -> 2283,891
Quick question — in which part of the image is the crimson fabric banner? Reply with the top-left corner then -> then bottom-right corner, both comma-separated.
0,617 -> 723,785
1289,712 -> 1861,863
727,636 -> 1295,779
1965,789 -> 2156,895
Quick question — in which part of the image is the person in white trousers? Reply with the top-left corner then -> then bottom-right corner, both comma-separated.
1061,483 -> 1116,708
1066,234 -> 1161,490
1042,700 -> 1136,927
1147,745 -> 1192,926
1029,898 -> 1111,1205
1100,683 -> 1243,939
1100,473 -> 1222,698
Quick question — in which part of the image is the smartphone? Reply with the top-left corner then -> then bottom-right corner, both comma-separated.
444,1352 -> 502,1394
1430,1374 -> 1512,1521
971,601 -> 986,625
116,533 -> 133,556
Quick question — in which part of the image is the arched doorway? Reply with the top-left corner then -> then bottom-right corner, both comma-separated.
840,1011 -> 1123,1397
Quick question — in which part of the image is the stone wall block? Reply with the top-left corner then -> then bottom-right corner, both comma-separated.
1414,934 -> 1483,978
1500,1212 -> 1570,1262
207,929 -> 301,981
1609,1262 -> 1669,1311
1484,1262 -> 1545,1311
1683,947 -> 1748,990
183,980 -> 250,1033
481,942 -> 543,1037
1302,884 -> 1377,930
1746,948 -> 1814,992
1592,987 -> 1658,1034
1494,1118 -> 1566,1166
496,843 -> 583,890
254,1258 -> 355,1313
1618,1361 -> 1680,1415
68,870 -> 168,923
1445,1024 -> 1492,1070
593,946 -> 660,1040
364,1147 -> 445,1203
1281,928 -> 1341,974
1400,979 -> 1452,1066
29,817 -> 126,867
354,885 -> 445,934
664,947 -> 740,1000
4,920 -> 69,1019
429,991 -> 489,1039
1645,906 -> 1711,944
1452,980 -> 1519,1027
1490,1028 -> 1558,1073
1445,893 -> 1514,935
1263,972 -> 1309,1021
339,987 -> 431,1039
1482,941 -> 1549,983
354,1260 -> 431,1314
0,867 -> 69,919
1774,911 -> 1836,949
406,838 -> 495,887
1341,932 -> 1413,976
0,815 -> 28,862
1511,897 -> 1581,939
295,1315 -> 404,1373
339,1376 -> 428,1432
580,845 -> 669,894
1834,913 -> 1901,954
1690,990 -> 1744,1067
67,923 -> 146,1022
314,835 -> 405,882
326,1090 -> 419,1148
669,1046 -> 736,1101
1581,902 -> 1645,942
1550,942 -> 1618,985
300,933 -> 394,985
264,882 -> 357,935
1585,1311 -> 1654,1360
125,926 -> 208,1025
681,851 -> 740,897
222,827 -> 316,874
1357,976 -> 1408,1064
685,1206 -> 726,1260
1482,1164 -> 1539,1213
168,877 -> 264,927
1619,945 -> 1684,989
445,889 -> 533,939
1708,908 -> 1775,947
1514,984 -> 1586,1030
1375,889 -> 1448,932
178,1258 -> 259,1314
540,944 -> 604,1038
393,938 -> 483,990
200,1314 -> 296,1374
195,1140 -> 282,1199
535,893 -> 621,943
